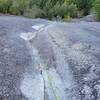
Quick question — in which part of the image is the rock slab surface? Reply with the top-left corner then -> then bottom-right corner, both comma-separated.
0,16 -> 100,100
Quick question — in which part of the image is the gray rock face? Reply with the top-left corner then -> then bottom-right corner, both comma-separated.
72,14 -> 96,22
82,14 -> 96,22
0,16 -> 100,100
0,25 -> 31,100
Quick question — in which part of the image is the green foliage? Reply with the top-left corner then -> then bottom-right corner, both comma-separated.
93,0 -> 100,21
10,0 -> 29,15
0,0 -> 12,13
39,1 -> 78,19
67,3 -> 78,18
0,0 -> 95,20
73,0 -> 94,15
24,5 -> 44,18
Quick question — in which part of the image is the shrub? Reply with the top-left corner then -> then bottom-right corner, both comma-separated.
43,1 -> 78,19
74,0 -> 94,15
0,0 -> 12,13
48,2 -> 61,19
93,0 -> 100,21
60,3 -> 78,18
67,3 -> 78,18
0,0 -> 95,20
24,5 -> 44,18
10,0 -> 29,15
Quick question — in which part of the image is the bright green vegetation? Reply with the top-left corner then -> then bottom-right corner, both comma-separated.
93,0 -> 100,21
0,0 -> 97,20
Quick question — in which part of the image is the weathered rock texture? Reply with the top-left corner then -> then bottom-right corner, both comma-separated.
0,16 -> 100,100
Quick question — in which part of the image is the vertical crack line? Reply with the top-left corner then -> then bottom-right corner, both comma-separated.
40,70 -> 46,100
47,72 -> 59,100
